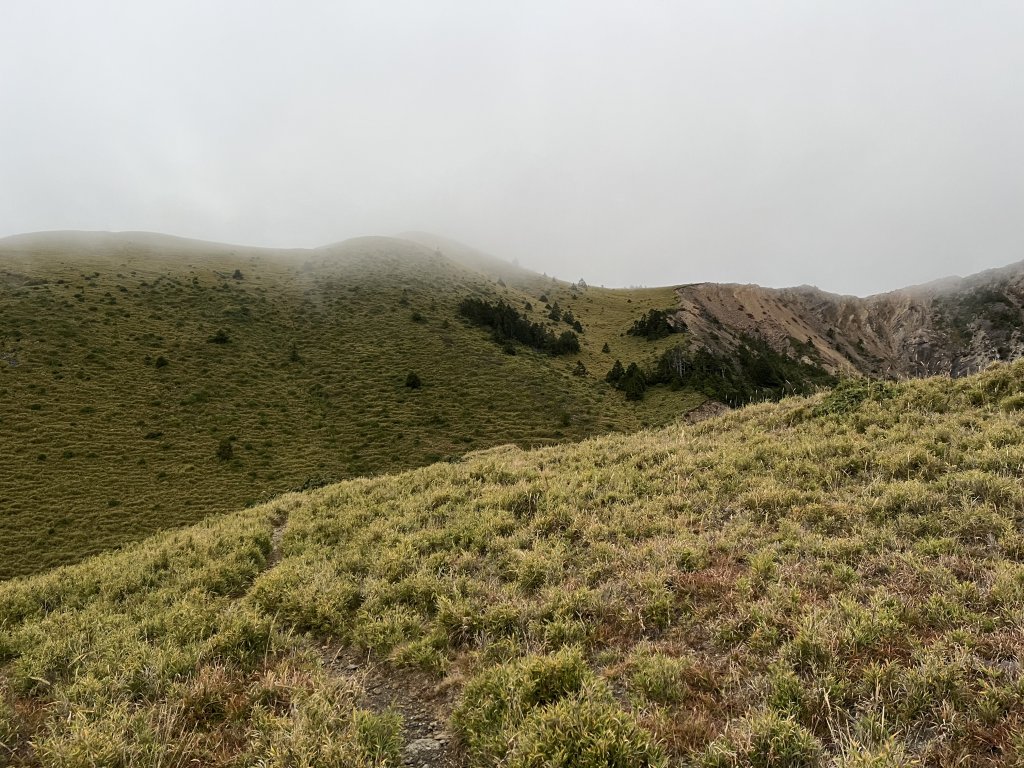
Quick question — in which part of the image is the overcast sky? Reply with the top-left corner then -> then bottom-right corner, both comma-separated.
3,1 -> 1024,295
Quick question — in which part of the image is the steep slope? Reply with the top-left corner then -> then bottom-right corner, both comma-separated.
3,363 -> 1024,766
0,231 -> 701,578
675,260 -> 1024,379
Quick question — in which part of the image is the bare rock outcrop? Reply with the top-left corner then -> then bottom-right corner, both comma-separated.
673,259 -> 1024,380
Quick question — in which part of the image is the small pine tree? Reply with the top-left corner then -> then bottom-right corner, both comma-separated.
405,372 -> 422,389
606,360 -> 625,384
216,439 -> 234,461
622,362 -> 647,401
602,342 -> 610,354
573,361 -> 588,377
232,269 -> 243,280
208,329 -> 230,344
551,331 -> 580,355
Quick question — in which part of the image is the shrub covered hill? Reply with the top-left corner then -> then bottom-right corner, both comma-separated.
3,363 -> 1024,765
0,231 -> 707,578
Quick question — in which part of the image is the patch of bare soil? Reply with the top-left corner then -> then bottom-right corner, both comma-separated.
322,647 -> 464,768
260,506 -> 291,572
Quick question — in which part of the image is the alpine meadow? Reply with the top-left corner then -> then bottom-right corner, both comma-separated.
3,231 -> 1024,767
0,231 -> 702,579
6,2 -> 1024,765
3,360 -> 1024,766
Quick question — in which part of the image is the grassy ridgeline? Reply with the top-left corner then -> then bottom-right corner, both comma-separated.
3,363 -> 1024,765
0,232 -> 700,578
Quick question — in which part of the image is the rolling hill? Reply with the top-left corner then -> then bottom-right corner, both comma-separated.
7,230 -> 1024,582
0,231 -> 702,578
2,362 -> 1024,766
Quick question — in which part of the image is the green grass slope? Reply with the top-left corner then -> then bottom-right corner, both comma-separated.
0,231 -> 700,578
3,363 -> 1024,765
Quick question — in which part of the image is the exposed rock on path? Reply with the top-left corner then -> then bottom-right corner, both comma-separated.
322,648 -> 462,767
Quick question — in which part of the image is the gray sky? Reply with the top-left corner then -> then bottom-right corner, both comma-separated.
3,1 -> 1024,295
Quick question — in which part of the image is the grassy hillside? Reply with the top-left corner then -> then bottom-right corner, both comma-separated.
0,231 -> 700,578
3,363 -> 1024,765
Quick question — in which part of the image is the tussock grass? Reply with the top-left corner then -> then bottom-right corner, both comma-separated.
4,361 -> 1024,764
0,495 -> 403,766
0,233 -> 700,577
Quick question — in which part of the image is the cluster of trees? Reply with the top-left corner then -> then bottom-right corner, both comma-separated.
627,309 -> 678,340
546,302 -> 584,333
458,297 -> 580,355
606,337 -> 835,405
605,359 -> 648,400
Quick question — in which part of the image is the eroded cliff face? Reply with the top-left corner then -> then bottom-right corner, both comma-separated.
674,260 -> 1024,379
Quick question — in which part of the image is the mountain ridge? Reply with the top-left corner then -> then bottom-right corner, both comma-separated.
674,259 -> 1024,379
5,229 -> 1024,576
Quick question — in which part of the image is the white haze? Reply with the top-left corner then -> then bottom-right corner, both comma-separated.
2,1 -> 1024,296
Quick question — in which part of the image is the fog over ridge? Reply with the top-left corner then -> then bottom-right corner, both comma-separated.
3,1 -> 1023,295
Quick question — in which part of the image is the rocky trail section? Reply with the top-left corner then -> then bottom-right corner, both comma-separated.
256,510 -> 461,765
267,512 -> 288,570
322,648 -> 462,767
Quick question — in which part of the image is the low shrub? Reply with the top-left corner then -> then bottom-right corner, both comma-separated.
628,648 -> 690,705
454,647 -> 664,767
999,393 -> 1024,411
216,439 -> 234,461
508,694 -> 667,768
452,647 -> 595,763
701,711 -> 823,768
